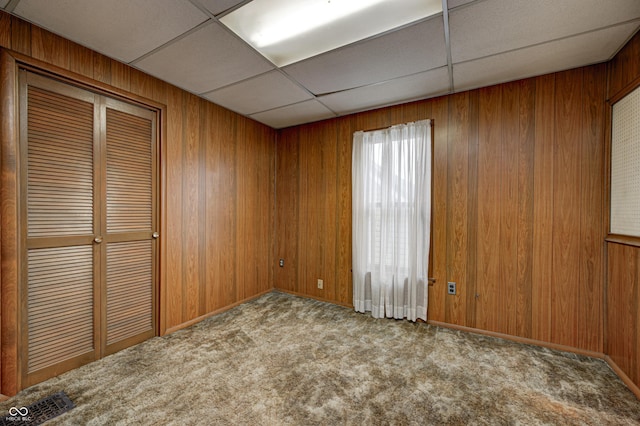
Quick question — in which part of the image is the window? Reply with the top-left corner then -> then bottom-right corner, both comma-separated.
611,85 -> 640,237
352,119 -> 431,321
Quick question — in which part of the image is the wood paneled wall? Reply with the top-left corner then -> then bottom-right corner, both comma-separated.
275,65 -> 607,353
0,11 -> 275,395
606,30 -> 640,394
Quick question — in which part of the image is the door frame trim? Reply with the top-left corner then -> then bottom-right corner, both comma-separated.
0,48 -> 167,396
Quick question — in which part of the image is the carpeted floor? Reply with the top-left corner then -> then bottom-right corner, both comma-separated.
1,291 -> 639,425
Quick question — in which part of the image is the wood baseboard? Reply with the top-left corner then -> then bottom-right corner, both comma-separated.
427,320 -> 604,359
604,355 -> 640,400
164,289 -> 273,335
273,288 -> 353,308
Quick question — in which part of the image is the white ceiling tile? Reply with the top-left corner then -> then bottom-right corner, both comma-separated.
135,22 -> 273,94
447,0 -> 476,9
13,0 -> 209,63
320,67 -> 450,115
0,0 -> 9,9
250,100 -> 336,129
449,0 -> 640,63
283,18 -> 446,95
203,71 -> 313,115
453,22 -> 639,92
197,0 -> 245,16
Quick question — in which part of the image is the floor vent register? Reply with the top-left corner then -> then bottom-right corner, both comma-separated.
1,391 -> 75,425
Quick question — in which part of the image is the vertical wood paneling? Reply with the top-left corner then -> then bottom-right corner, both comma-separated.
2,11 -> 277,395
203,101 -> 216,314
551,69 -> 583,348
0,12 -> 11,48
579,65 -> 605,352
273,64 -> 606,355
31,27 -> 69,69
275,128 -> 299,293
531,73 -> 555,343
430,97 -> 448,322
92,53 -> 111,85
465,92 -> 479,327
165,85 -> 183,330
476,85 -> 502,332
217,107 -> 238,309
10,16 -> 30,55
183,93 -> 200,322
500,82 -> 518,336
606,29 -> 640,391
321,121 -> 338,301
608,30 -> 640,100
445,92 -> 468,325
68,43 -> 94,79
336,116 -> 353,305
198,100 -> 209,316
110,61 -> 131,93
516,79 -> 535,339
607,243 -> 638,383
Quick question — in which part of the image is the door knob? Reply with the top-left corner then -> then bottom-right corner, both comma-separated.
94,236 -> 103,244
152,232 -> 159,239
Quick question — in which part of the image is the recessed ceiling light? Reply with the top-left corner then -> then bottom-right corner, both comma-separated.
220,0 -> 442,66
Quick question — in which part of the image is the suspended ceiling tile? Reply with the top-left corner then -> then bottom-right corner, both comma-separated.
197,0 -> 245,16
283,18 -> 446,95
250,100 -> 336,129
13,0 -> 209,63
454,22 -> 639,92
449,0 -> 640,63
135,22 -> 273,95
319,67 -> 449,115
202,71 -> 312,115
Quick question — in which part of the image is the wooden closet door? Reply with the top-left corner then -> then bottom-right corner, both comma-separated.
102,98 -> 157,355
20,70 -> 158,386
20,71 -> 101,386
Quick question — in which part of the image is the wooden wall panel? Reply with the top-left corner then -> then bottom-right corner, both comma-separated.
0,11 -> 276,394
608,30 -> 640,100
607,243 -> 639,386
274,66 -> 606,353
335,116 -> 354,305
516,79 -> 535,338
531,73 -> 555,343
430,97 -> 448,322
579,65 -> 605,352
606,29 -> 640,393
476,85 -> 502,333
499,82 -> 518,337
445,92 -> 468,326
551,68 -> 583,348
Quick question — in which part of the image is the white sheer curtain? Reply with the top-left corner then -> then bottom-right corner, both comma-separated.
352,119 -> 431,322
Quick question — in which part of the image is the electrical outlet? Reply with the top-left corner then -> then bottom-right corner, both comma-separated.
447,282 -> 456,295
317,279 -> 323,289
279,259 -> 284,267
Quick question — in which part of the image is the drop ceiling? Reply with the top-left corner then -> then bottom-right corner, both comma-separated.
4,0 -> 640,129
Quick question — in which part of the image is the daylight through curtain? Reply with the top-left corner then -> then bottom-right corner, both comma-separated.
352,119 -> 431,322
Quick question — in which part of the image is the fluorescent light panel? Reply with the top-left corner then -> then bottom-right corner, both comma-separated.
220,0 -> 442,66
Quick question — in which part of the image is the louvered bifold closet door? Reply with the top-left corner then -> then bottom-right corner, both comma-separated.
21,71 -> 100,385
103,98 -> 156,355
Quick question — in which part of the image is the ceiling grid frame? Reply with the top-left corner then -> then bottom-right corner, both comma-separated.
3,0 -> 639,128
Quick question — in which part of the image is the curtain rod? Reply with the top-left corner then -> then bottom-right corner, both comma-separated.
357,119 -> 431,134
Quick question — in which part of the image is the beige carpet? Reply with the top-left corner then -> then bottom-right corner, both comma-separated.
1,291 -> 639,425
